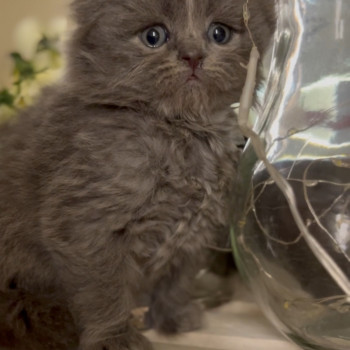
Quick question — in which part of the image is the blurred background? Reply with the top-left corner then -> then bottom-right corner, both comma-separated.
0,0 -> 70,86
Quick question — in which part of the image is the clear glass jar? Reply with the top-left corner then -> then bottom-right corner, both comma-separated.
231,1 -> 350,349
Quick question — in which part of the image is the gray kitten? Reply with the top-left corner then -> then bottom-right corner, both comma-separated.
0,1 -> 275,349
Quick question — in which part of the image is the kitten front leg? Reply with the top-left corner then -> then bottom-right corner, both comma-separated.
41,207 -> 153,350
144,226 -> 206,335
147,268 -> 203,334
143,199 -> 213,334
46,236 -> 152,350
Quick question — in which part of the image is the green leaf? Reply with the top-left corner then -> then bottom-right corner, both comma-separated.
10,52 -> 36,80
0,89 -> 15,108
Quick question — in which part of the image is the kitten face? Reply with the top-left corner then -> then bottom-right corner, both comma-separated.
69,0 -> 275,119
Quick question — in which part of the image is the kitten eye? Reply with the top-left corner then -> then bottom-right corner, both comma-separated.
208,23 -> 232,45
141,25 -> 168,48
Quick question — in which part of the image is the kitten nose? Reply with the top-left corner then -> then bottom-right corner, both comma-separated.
182,55 -> 203,71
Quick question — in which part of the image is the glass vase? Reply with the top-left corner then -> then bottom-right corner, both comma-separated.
231,0 -> 350,349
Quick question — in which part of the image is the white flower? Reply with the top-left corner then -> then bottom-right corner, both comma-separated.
13,16 -> 68,61
13,18 -> 42,60
0,16 -> 68,120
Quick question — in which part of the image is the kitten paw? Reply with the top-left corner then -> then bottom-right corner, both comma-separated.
147,301 -> 203,334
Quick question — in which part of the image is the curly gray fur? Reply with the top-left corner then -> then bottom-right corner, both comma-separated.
0,1 -> 275,349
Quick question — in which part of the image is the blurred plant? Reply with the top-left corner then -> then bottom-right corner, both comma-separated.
0,17 -> 66,124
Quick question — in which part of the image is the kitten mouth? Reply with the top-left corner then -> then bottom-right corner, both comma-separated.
186,73 -> 200,82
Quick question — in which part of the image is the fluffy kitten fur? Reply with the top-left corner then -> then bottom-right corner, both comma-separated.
0,1 -> 275,349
